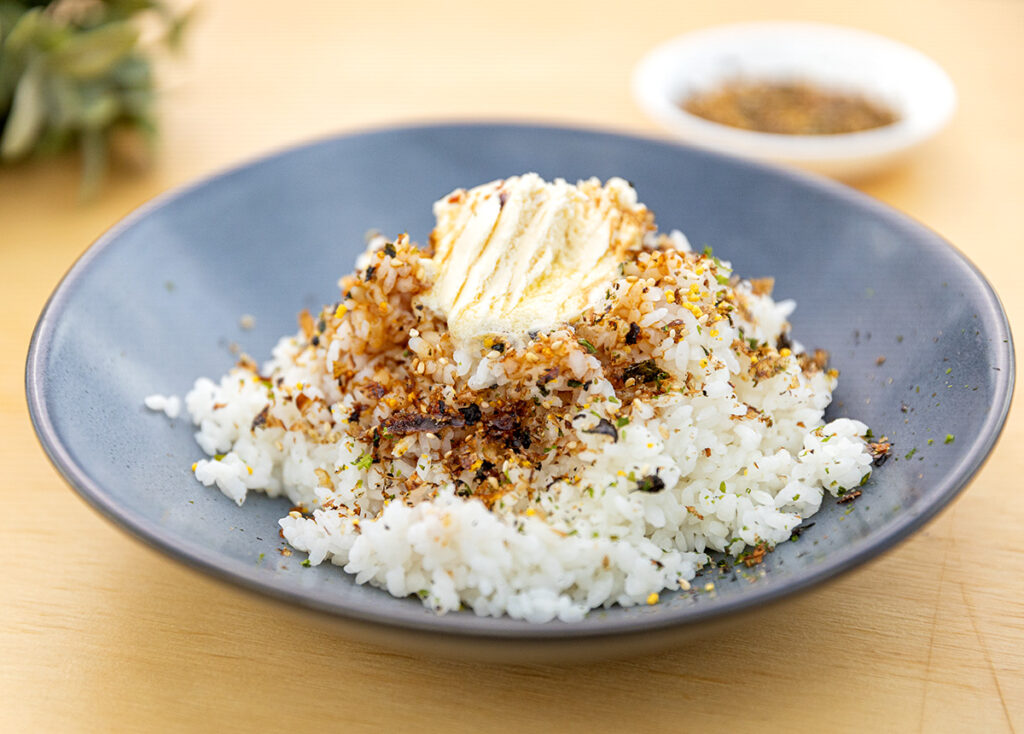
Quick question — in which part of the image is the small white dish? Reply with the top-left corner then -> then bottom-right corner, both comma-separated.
632,22 -> 957,180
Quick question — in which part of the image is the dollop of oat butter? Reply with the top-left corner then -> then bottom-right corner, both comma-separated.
420,173 -> 653,344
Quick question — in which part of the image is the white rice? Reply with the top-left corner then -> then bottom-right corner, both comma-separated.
148,228 -> 875,624
143,393 -> 181,419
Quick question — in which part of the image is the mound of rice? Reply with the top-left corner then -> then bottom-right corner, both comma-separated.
163,175 -> 878,623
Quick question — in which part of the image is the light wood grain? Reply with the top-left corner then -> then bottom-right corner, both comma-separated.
2,1 -> 1022,731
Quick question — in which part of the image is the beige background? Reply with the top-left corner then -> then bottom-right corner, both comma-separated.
2,1 -> 1022,731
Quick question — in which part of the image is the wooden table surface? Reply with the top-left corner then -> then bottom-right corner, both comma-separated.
3,1 -> 1022,731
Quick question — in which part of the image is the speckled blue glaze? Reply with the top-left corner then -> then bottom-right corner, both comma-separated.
26,123 -> 1013,646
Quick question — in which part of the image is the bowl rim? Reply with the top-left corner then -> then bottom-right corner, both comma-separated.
632,21 -> 958,162
25,121 -> 1013,641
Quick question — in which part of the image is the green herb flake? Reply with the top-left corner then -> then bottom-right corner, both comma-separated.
945,367 -> 952,375
354,452 -> 373,470
944,434 -> 955,444
301,559 -> 311,567
615,416 -> 630,428
905,448 -> 917,459
927,438 -> 934,446
578,338 -> 597,354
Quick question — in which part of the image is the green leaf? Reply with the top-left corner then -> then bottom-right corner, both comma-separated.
3,8 -> 47,55
79,89 -> 120,128
79,127 -> 108,198
1,56 -> 46,159
45,73 -> 81,127
109,55 -> 151,88
165,5 -> 196,50
32,125 -> 73,155
118,88 -> 153,118
105,0 -> 166,15
49,21 -> 139,79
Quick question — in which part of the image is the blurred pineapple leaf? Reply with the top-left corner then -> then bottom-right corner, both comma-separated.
0,55 -> 45,157
0,0 -> 190,197
49,21 -> 139,78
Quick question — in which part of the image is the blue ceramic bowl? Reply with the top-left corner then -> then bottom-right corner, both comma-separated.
26,123 -> 1013,659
